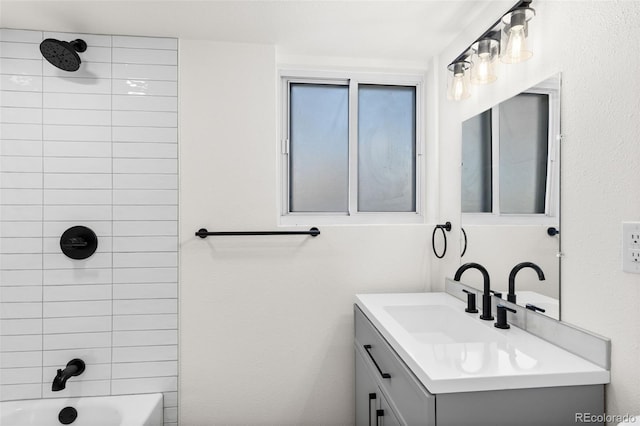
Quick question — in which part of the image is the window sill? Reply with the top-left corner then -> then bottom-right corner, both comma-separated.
279,213 -> 424,226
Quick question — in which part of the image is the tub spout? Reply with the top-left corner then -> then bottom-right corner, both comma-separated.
52,359 -> 85,391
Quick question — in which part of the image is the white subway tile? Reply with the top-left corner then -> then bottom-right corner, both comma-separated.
112,95 -> 176,112
0,75 -> 42,92
0,286 -> 41,302
44,189 -> 111,205
0,254 -> 43,269
1,106 -> 42,124
43,109 -> 110,126
0,172 -> 42,189
113,267 -> 176,284
0,222 -> 43,238
112,63 -> 177,81
112,361 -> 177,379
0,302 -> 41,319
113,283 -> 177,300
113,236 -> 176,252
0,91 -> 42,108
0,58 -> 41,75
43,124 -> 110,142
0,383 -> 41,401
113,158 -> 177,174
0,318 -> 42,335
114,299 -> 176,315
0,366 -> 42,384
43,32 -> 111,48
0,123 -> 42,142
43,76 -> 111,94
113,330 -> 177,347
1,351 -> 42,368
43,347 -> 111,366
45,157 -> 111,174
113,189 -> 177,206
113,174 -> 177,190
0,334 -> 42,351
43,284 -> 112,302
41,380 -> 110,398
43,252 -> 112,270
44,205 -> 111,221
112,126 -> 177,143
0,270 -> 42,286
43,331 -> 111,350
113,221 -> 176,237
0,237 -> 41,253
112,110 -> 177,128
42,221 -> 110,238
111,376 -> 177,395
1,156 -> 42,172
43,93 -> 110,110
112,314 -> 177,331
43,60 -> 111,79
0,42 -> 41,59
0,188 -> 42,204
113,48 -> 177,65
0,29 -> 42,43
112,79 -> 177,96
44,141 -> 111,158
44,316 -> 111,334
113,252 -> 177,268
163,391 -> 178,407
164,407 -> 178,423
112,36 -> 177,50
113,205 -> 177,221
77,46 -> 112,63
1,139 -> 43,156
0,205 -> 42,221
112,345 -> 177,363
44,173 -> 111,189
43,268 -> 112,285
44,236 -> 111,254
113,142 -> 177,159
43,363 -> 110,383
43,300 -> 111,318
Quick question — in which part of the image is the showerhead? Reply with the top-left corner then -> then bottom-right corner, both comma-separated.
39,38 -> 87,72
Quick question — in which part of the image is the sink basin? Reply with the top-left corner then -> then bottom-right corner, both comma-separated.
384,304 -> 497,344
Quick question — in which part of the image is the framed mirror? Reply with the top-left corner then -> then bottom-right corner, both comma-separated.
460,73 -> 561,319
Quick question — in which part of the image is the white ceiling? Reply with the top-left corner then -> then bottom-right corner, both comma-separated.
1,1 -> 498,63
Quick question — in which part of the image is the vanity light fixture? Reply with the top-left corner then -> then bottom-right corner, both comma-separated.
500,6 -> 536,63
447,0 -> 535,101
446,60 -> 472,101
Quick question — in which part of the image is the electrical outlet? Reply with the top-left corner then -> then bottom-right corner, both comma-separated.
622,222 -> 640,273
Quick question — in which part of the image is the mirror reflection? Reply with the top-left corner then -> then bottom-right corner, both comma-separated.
460,74 -> 561,319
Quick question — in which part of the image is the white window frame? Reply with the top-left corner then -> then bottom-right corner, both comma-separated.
462,80 -> 560,226
279,69 -> 424,226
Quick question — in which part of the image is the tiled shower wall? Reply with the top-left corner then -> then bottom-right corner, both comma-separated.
0,29 -> 178,425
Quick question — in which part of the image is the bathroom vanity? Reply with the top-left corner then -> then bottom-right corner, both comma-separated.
354,291 -> 609,426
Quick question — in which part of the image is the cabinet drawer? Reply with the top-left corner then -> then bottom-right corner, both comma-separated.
355,305 -> 435,425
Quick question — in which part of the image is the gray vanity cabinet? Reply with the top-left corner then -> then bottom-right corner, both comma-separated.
354,305 -> 605,426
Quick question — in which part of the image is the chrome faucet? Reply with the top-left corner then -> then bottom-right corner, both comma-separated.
454,262 -> 493,321
507,262 -> 546,304
52,359 -> 85,391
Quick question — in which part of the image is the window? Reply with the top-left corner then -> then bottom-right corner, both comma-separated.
281,73 -> 422,224
461,82 -> 559,224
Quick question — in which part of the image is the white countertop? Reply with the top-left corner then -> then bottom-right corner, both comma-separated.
355,292 -> 610,394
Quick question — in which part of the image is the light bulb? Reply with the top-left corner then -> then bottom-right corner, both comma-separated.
447,61 -> 471,101
471,38 -> 498,85
500,7 -> 535,64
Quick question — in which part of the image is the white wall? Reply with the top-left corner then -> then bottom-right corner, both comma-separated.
0,29 -> 179,424
179,40 -> 431,425
434,1 -> 640,420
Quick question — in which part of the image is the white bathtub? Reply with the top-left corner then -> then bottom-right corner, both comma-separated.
0,393 -> 163,426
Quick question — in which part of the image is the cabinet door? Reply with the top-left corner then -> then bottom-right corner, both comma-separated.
355,345 -> 379,426
376,392 -> 402,426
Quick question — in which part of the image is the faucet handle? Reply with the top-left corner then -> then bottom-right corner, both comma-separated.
490,290 -> 503,298
525,303 -> 546,313
462,289 -> 478,313
495,304 -> 517,329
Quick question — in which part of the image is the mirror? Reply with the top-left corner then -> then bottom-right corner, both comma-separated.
460,74 -> 561,319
